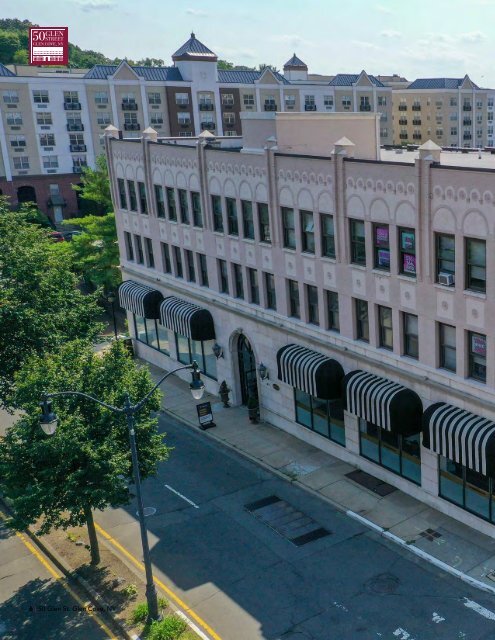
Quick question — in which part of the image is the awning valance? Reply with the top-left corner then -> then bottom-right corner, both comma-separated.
343,370 -> 422,436
118,280 -> 163,319
159,296 -> 215,341
423,402 -> 495,476
276,344 -> 344,400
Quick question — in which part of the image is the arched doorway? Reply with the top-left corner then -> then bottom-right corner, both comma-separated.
17,185 -> 37,204
237,334 -> 258,405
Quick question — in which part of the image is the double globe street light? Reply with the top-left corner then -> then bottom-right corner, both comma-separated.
40,360 -> 205,621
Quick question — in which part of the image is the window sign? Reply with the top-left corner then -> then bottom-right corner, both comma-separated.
378,249 -> 390,267
375,226 -> 389,245
401,232 -> 415,251
472,334 -> 486,357
403,254 -> 416,274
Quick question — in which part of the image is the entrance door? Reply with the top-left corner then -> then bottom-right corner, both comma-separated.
237,334 -> 257,405
53,206 -> 64,223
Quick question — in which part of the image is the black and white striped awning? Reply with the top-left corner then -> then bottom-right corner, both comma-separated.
118,280 -> 163,319
423,402 -> 495,476
159,296 -> 215,341
343,370 -> 423,435
276,344 -> 344,400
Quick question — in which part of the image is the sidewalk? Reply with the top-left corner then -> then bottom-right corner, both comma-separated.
148,362 -> 495,597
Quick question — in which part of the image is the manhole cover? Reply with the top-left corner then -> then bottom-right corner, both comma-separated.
245,495 -> 331,546
136,507 -> 156,517
366,572 -> 400,594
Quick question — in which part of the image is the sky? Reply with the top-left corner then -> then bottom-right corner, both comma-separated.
3,0 -> 495,86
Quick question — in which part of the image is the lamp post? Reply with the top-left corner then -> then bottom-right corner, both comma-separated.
39,361 -> 205,621
107,292 -> 118,340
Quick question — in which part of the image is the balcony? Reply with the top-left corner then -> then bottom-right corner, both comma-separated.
264,104 -> 277,111
124,123 -> 140,131
398,105 -> 407,111
305,104 -> 317,111
222,103 -> 234,110
70,144 -> 87,152
224,121 -> 235,128
122,102 -> 138,111
463,119 -> 472,126
176,101 -> 189,109
463,105 -> 472,111
412,119 -> 421,126
359,104 -> 371,111
179,122 -> 191,128
399,133 -> 408,140
64,102 -> 81,110
199,103 -> 214,111
464,134 -> 472,140
399,119 -> 407,126
412,105 -> 421,111
412,134 -> 422,140
200,122 -> 215,130
67,123 -> 84,131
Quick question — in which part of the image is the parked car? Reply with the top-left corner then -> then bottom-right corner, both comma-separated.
62,230 -> 82,241
49,231 -> 65,242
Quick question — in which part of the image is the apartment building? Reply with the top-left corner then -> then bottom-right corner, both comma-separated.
392,75 -> 495,148
106,112 -> 495,539
0,33 -> 392,221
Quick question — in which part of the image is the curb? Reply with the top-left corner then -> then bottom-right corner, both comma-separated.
165,407 -> 495,598
0,499 -> 130,640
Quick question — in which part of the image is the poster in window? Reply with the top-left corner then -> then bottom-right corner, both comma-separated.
375,226 -> 389,245
472,335 -> 486,357
401,231 -> 415,251
378,249 -> 390,267
403,254 -> 416,274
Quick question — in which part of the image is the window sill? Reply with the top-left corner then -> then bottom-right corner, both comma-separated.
282,247 -> 297,254
320,255 -> 337,263
434,283 -> 456,292
242,238 -> 256,244
463,289 -> 486,300
397,274 -> 417,282
372,269 -> 391,277
350,263 -> 367,270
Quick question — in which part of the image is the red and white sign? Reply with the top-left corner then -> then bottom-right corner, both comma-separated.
29,28 -> 68,66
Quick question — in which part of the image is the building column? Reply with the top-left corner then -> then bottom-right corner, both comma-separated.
140,81 -> 149,130
265,141 -> 280,247
344,411 -> 360,455
109,81 -> 119,128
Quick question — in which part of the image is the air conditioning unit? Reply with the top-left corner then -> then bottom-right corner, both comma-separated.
438,272 -> 455,286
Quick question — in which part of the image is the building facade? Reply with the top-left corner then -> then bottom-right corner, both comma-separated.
391,76 -> 495,148
106,113 -> 495,539
0,34 -> 392,221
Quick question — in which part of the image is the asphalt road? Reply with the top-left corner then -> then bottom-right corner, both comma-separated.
99,412 -> 495,640
0,518 -> 112,640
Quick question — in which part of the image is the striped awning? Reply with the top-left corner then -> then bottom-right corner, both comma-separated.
118,280 -> 163,319
423,403 -> 495,476
276,344 -> 344,400
159,296 -> 215,341
343,370 -> 423,435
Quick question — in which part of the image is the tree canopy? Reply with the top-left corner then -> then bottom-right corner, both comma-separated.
0,203 -> 102,408
0,340 -> 168,563
73,154 -> 113,215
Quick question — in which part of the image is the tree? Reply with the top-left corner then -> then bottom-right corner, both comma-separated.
0,341 -> 169,565
217,59 -> 234,70
0,206 -> 102,408
258,63 -> 280,74
61,213 -> 121,293
12,49 -> 28,64
135,57 -> 164,67
17,201 -> 53,228
0,30 -> 20,61
73,154 -> 113,215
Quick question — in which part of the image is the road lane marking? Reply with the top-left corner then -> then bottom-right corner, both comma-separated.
95,521 -> 222,640
164,484 -> 200,508
0,510 -> 115,639
463,597 -> 495,620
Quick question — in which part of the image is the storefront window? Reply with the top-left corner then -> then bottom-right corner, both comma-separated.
439,456 -> 493,521
175,334 -> 217,379
294,389 -> 345,446
359,420 -> 421,484
133,315 -> 170,355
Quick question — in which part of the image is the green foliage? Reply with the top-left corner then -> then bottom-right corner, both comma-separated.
258,63 -> 279,73
0,205 -> 102,408
61,212 -> 120,292
147,616 -> 187,640
17,201 -> 53,228
122,583 -> 138,599
217,59 -> 234,70
134,57 -> 165,67
73,154 -> 113,215
0,340 -> 169,538
131,602 -> 149,624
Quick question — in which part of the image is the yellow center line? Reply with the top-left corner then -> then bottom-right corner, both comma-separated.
0,510 -> 116,639
95,521 -> 223,640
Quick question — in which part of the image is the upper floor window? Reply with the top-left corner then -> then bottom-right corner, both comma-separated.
144,237 -> 155,268
3,90 -> 18,104
288,279 -> 300,318
326,291 -> 339,332
161,243 -> 172,274
173,246 -> 184,278
6,112 -> 22,125
226,197 -> 238,236
323,95 -> 334,109
198,254 -> 209,287
465,238 -> 486,293
233,263 -> 244,299
118,178 -> 127,210
265,272 -> 276,310
137,181 -> 147,214
148,92 -> 161,105
185,250 -> 195,282
282,207 -> 296,249
177,112 -> 191,126
355,299 -> 369,342
248,268 -> 260,305
399,228 -> 416,276
241,200 -> 254,239
438,323 -> 456,372
127,181 -> 137,211
94,91 -> 108,104
178,189 -> 189,224
403,313 -> 418,359
342,96 -> 351,108
436,233 -> 455,284
377,96 -> 387,106
166,187 -> 177,221
33,90 -> 49,103
468,331 -> 486,382
301,211 -> 315,254
212,195 -> 224,232
191,191 -> 203,227
350,219 -> 366,265
36,112 -> 52,125
243,94 -> 255,106
222,93 -> 234,106
373,224 -> 390,271
218,259 -> 229,294
321,214 -> 335,258
306,285 -> 319,325
258,203 -> 271,243
378,305 -> 393,350
176,93 -> 189,106
124,231 -> 134,261
154,185 -> 165,218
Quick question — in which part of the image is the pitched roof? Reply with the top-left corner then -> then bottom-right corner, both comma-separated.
0,63 -> 16,77
328,73 -> 385,87
218,69 -> 290,85
172,33 -> 217,60
284,53 -> 307,69
84,64 -> 183,81
406,77 -> 480,90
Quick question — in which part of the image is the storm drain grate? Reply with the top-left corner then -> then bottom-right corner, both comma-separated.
345,470 -> 397,497
419,528 -> 443,542
245,495 -> 331,547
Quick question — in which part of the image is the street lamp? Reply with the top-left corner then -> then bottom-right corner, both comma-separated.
39,360 -> 204,621
107,292 -> 118,340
